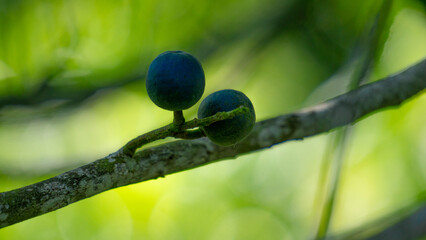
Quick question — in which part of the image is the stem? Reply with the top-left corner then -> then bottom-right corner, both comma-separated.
173,110 -> 185,126
119,106 -> 249,156
315,128 -> 351,239
174,129 -> 205,139
314,2 -> 393,238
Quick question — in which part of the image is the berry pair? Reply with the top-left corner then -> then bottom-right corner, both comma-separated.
146,51 -> 255,146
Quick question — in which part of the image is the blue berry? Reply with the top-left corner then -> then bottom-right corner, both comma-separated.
146,51 -> 205,111
198,89 -> 256,146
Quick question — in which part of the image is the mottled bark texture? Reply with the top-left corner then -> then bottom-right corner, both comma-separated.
1,59 -> 425,228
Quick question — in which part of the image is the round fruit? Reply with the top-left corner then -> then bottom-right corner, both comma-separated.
146,51 -> 205,111
198,89 -> 256,146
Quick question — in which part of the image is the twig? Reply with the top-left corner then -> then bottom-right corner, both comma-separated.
118,106 -> 249,156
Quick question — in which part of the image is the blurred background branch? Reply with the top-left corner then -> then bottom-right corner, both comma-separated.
313,1 -> 394,239
361,205 -> 426,240
0,0 -> 319,120
333,200 -> 426,240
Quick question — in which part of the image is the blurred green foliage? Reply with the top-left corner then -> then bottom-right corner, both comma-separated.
0,0 -> 425,239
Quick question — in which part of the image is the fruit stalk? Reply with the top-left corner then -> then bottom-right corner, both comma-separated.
119,106 -> 249,156
173,110 -> 185,126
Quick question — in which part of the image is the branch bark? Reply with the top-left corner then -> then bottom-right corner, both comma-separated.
0,59 -> 425,229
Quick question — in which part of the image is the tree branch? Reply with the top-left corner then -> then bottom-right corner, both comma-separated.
0,59 -> 425,228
